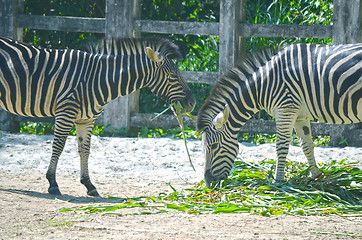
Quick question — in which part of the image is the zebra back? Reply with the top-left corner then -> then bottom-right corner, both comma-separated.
87,37 -> 182,60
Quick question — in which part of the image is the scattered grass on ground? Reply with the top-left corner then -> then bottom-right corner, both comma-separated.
60,158 -> 362,217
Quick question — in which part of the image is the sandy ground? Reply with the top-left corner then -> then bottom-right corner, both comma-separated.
0,131 -> 361,239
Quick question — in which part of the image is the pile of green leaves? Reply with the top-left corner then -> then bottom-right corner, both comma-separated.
60,158 -> 362,216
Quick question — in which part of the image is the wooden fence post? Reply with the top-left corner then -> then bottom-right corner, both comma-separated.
0,0 -> 22,132
95,0 -> 140,134
218,0 -> 241,76
238,0 -> 247,60
332,0 -> 362,44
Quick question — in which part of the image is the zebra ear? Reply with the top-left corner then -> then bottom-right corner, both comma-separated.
146,47 -> 163,63
213,104 -> 230,130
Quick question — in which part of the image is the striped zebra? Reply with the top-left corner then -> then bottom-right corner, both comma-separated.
197,43 -> 362,188
0,37 -> 195,196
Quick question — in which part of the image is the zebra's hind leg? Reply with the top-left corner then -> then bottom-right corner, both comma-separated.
274,107 -> 299,182
294,119 -> 320,178
75,119 -> 99,197
46,115 -> 75,195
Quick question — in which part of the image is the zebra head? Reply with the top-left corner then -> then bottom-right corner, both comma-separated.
145,42 -> 195,113
198,104 -> 239,188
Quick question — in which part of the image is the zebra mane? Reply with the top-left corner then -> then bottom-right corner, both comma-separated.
197,47 -> 278,132
87,37 -> 182,60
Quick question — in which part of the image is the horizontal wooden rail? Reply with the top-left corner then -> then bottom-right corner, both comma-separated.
18,14 -> 332,39
134,20 -> 219,35
129,112 -> 360,137
239,24 -> 333,39
18,15 -> 105,33
182,71 -> 218,85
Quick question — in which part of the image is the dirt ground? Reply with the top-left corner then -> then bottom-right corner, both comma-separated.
0,132 -> 361,239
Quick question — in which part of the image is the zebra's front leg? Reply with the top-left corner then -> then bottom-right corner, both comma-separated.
75,119 -> 99,197
274,107 -> 299,182
46,117 -> 75,195
294,119 -> 320,178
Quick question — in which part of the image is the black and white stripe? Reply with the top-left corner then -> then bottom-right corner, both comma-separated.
197,43 -> 361,187
0,37 -> 195,196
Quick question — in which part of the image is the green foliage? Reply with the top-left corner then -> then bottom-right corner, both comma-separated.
246,0 -> 333,51
20,122 -> 55,135
41,218 -> 74,228
19,122 -> 104,136
137,126 -> 199,140
238,132 -> 330,146
92,125 -> 105,136
313,135 -> 330,147
238,133 -> 278,145
60,159 -> 362,217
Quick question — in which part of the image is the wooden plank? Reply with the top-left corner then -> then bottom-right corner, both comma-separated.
17,15 -> 333,40
0,0 -> 22,132
332,0 -> 362,44
239,24 -> 333,39
238,0 -> 247,59
13,116 -> 55,123
239,120 -> 343,136
219,0 -> 241,76
129,113 -> 358,138
130,113 -> 196,129
0,0 -> 22,38
181,71 -> 218,85
17,14 -> 105,33
134,20 -> 219,35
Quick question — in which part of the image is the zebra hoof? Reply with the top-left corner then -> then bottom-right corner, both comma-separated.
48,187 -> 62,195
87,189 -> 100,197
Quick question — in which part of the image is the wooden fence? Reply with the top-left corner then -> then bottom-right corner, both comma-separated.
0,0 -> 361,146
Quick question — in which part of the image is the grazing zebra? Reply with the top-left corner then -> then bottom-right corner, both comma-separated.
197,44 -> 362,188
0,37 -> 195,196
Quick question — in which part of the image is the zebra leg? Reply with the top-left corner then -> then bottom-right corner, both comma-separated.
75,119 -> 100,197
274,108 -> 299,182
294,120 -> 320,178
46,115 -> 75,195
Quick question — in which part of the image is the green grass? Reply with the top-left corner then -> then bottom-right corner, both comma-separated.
60,158 -> 362,217
41,218 -> 74,228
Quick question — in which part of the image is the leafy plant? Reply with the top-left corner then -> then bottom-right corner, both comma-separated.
19,122 -> 107,136
60,158 -> 362,216
20,122 -> 55,135
41,218 -> 74,228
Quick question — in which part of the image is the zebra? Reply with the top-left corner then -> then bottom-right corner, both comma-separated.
0,36 -> 196,196
197,43 -> 362,188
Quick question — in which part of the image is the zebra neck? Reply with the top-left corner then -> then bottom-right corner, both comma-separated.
228,81 -> 260,128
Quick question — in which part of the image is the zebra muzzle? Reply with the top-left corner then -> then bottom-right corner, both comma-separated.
204,169 -> 218,189
178,93 -> 196,113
